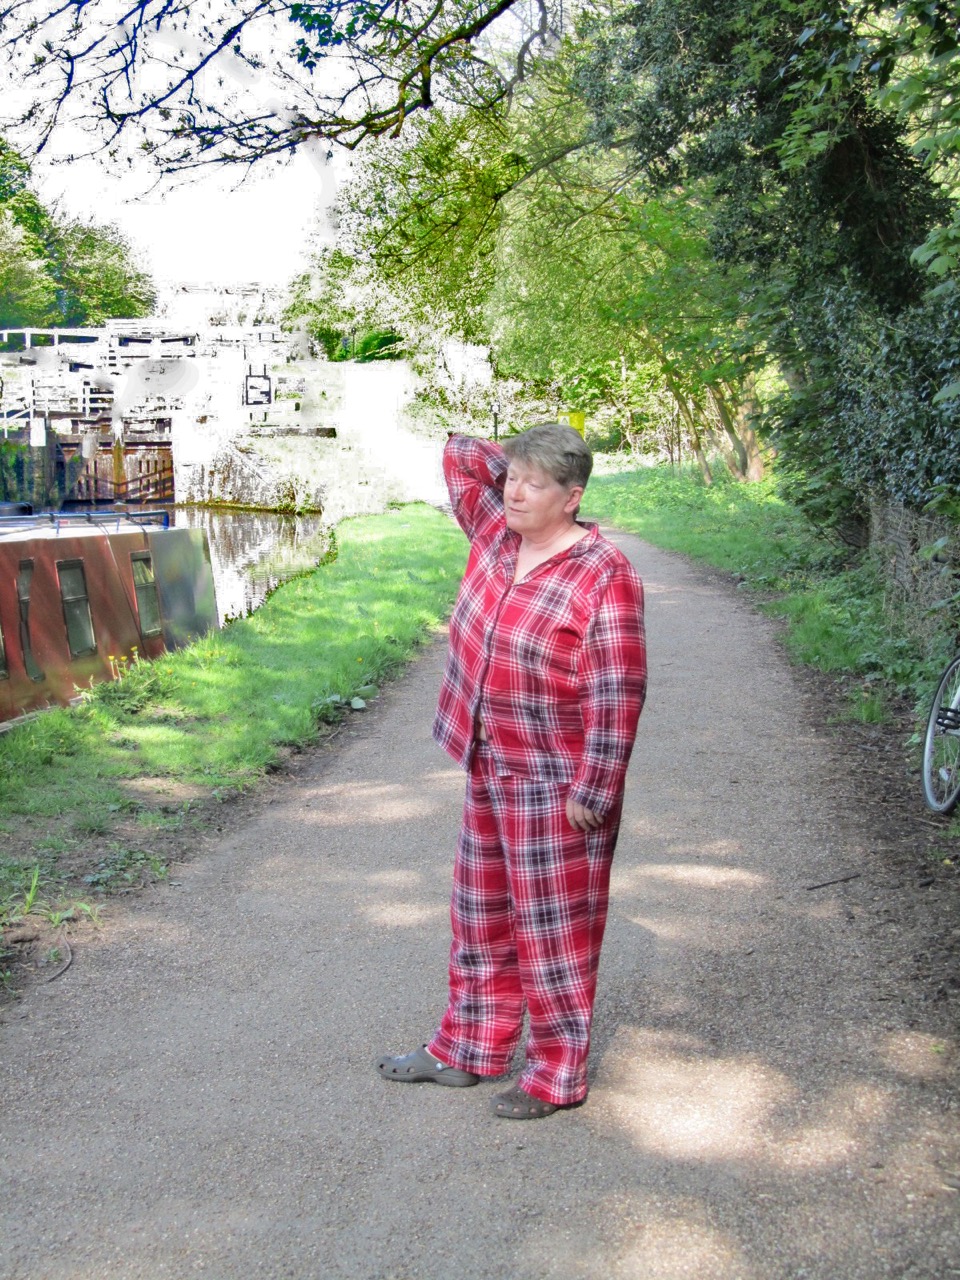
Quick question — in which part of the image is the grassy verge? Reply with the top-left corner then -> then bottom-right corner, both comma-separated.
584,466 -> 950,725
0,504 -> 467,937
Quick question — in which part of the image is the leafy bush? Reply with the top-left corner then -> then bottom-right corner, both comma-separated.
770,281 -> 960,528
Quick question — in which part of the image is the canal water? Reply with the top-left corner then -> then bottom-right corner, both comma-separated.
51,503 -> 336,625
168,508 -> 334,626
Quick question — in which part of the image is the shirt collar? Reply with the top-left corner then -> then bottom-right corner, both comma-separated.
500,521 -> 599,562
572,521 -> 599,552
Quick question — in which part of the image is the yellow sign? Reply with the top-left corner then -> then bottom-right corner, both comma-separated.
561,411 -> 586,437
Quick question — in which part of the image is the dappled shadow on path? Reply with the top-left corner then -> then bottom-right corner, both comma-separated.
208,745 -> 958,1280
2,542 -> 958,1280
148,555 -> 960,1275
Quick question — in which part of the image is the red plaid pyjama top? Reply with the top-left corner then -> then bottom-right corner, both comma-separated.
433,435 -> 647,816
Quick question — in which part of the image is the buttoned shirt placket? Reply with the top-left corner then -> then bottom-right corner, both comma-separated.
470,537 -> 516,775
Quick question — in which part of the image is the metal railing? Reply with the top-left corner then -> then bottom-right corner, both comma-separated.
0,509 -> 171,535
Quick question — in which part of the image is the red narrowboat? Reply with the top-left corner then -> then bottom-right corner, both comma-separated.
0,511 -> 218,724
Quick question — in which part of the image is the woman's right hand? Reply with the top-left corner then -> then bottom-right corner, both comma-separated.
566,797 -> 603,831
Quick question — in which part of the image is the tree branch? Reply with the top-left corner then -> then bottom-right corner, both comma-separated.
0,0 -> 548,168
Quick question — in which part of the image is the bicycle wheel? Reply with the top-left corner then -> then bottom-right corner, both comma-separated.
923,654 -> 960,813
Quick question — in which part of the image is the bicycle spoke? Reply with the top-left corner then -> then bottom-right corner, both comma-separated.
924,655 -> 960,814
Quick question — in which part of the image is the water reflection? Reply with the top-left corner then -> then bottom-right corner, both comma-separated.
170,508 -> 334,625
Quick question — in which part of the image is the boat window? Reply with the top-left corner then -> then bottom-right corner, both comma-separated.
130,553 -> 162,637
17,560 -> 44,681
56,559 -> 97,658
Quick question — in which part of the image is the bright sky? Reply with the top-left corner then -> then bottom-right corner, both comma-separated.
7,0 -> 532,293
34,142 -> 339,288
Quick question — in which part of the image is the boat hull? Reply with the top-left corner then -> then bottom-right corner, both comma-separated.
0,521 -> 218,723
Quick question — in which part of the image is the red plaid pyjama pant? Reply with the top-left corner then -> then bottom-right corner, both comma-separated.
428,743 -> 622,1105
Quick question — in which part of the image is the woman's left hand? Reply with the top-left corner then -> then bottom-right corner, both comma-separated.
566,797 -> 603,831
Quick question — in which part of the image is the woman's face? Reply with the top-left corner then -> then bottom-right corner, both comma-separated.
504,460 -> 583,539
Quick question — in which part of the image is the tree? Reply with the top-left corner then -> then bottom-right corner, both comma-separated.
334,1 -> 960,508
0,209 -> 55,325
45,219 -> 156,325
340,105 -> 522,340
337,45 -> 765,476
0,140 -> 155,326
0,138 -> 47,236
0,0 -> 556,170
772,2 -> 960,280
572,0 -> 958,521
489,177 -> 764,478
282,245 -> 402,358
576,0 -> 947,311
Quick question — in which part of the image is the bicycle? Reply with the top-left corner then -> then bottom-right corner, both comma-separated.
922,653 -> 960,813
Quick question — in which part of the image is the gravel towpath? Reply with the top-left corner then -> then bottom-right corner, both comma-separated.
1,531 -> 958,1280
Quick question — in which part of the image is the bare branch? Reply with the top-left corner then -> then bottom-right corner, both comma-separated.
0,0 -> 555,169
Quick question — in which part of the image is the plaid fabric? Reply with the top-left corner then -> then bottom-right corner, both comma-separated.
433,434 -> 646,817
428,743 -> 622,1105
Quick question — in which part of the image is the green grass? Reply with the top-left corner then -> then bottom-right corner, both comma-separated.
82,847 -> 169,892
0,504 -> 467,927
584,465 -> 950,719
584,467 -> 833,585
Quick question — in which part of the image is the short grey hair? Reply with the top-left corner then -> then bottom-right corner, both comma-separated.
502,422 -> 593,490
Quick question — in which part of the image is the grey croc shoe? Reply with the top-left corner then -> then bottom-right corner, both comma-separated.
376,1045 -> 480,1087
492,1084 -> 585,1119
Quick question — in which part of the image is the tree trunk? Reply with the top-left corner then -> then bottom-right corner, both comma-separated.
662,370 -> 713,485
733,376 -> 766,481
678,395 -> 713,485
741,419 -> 765,482
691,438 -> 714,485
672,408 -> 680,469
704,425 -> 746,482
710,388 -> 749,480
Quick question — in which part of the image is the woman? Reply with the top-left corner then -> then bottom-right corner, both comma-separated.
377,424 -> 647,1118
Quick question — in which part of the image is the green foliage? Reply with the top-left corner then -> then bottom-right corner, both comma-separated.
776,2 -> 960,281
282,247 -> 404,361
0,139 -> 154,328
45,219 -> 156,326
313,1 -> 960,507
340,109 -> 517,341
771,280 -> 960,517
286,0 -> 960,519
489,148 -> 755,422
291,0 -> 394,63
579,0 -> 947,306
312,0 -> 960,515
574,0 -> 954,518
82,847 -> 168,891
0,853 -> 100,931
338,48 -> 763,462
90,657 -> 177,716
0,209 -> 55,327
352,330 -> 404,362
4,864 -> 41,919
0,139 -> 47,238
0,439 -> 86,506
